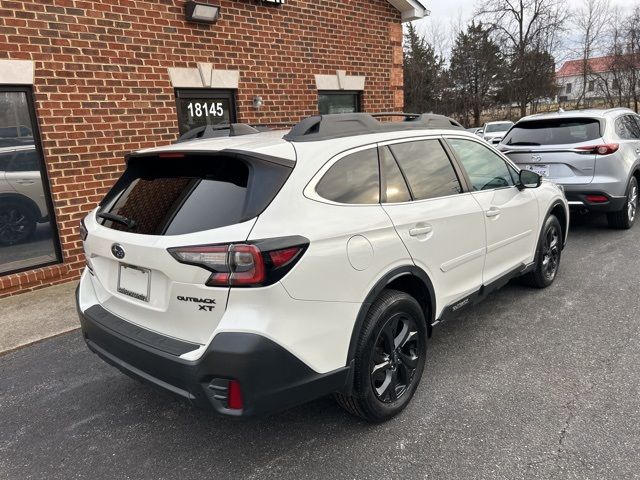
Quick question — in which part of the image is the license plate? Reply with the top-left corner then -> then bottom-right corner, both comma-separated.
117,264 -> 151,302
525,164 -> 550,177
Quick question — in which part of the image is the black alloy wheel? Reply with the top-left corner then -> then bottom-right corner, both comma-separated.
370,313 -> 420,403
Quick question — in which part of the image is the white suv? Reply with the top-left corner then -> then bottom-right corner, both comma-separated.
77,114 -> 569,422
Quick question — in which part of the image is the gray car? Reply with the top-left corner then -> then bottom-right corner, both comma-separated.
498,108 -> 640,229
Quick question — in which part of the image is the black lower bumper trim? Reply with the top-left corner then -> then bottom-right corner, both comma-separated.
78,295 -> 351,416
565,191 -> 626,212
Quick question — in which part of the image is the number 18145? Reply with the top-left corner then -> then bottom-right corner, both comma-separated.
187,102 -> 225,118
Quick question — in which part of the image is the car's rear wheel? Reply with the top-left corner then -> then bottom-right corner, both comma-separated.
335,289 -> 427,423
607,176 -> 638,230
522,214 -> 562,289
0,201 -> 36,246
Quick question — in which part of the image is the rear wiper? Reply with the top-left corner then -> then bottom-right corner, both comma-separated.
97,212 -> 137,229
507,141 -> 541,146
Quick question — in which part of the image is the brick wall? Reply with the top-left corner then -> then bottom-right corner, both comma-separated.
0,0 -> 403,297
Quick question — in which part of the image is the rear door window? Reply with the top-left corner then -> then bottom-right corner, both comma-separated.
98,154 -> 291,235
315,148 -> 380,204
502,118 -> 602,146
388,140 -> 462,200
615,115 -> 640,140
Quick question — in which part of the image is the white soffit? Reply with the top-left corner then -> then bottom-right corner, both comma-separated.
386,0 -> 430,21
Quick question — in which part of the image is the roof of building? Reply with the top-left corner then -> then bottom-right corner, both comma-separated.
556,55 -> 640,77
386,0 -> 429,21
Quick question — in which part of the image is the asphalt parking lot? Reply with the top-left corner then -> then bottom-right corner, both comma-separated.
1,213 -> 639,480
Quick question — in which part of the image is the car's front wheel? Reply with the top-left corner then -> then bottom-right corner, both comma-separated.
0,201 -> 36,246
335,289 -> 427,423
607,176 -> 638,230
522,214 -> 562,289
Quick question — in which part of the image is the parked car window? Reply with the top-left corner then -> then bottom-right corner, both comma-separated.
616,115 -> 640,140
502,118 -> 601,146
316,148 -> 380,204
448,138 -> 515,191
100,154 -> 291,235
379,146 -> 411,203
388,140 -> 462,201
7,149 -> 39,172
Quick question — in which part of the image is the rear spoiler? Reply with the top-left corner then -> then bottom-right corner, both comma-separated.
124,149 -> 295,168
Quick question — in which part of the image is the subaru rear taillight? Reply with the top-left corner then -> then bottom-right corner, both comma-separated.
576,143 -> 619,155
168,237 -> 308,287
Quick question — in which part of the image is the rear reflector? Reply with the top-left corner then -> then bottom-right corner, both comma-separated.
576,144 -> 619,155
586,194 -> 609,203
227,380 -> 243,410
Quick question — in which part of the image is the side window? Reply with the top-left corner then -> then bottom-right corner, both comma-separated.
8,149 -> 39,172
447,138 -> 515,191
379,146 -> 411,203
316,148 -> 380,204
388,140 -> 462,200
615,117 -> 628,138
624,115 -> 640,139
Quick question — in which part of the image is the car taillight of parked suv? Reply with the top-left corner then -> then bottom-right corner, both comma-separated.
77,113 -> 569,422
498,108 -> 640,229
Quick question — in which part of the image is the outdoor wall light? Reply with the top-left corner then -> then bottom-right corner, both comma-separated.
185,1 -> 220,24
253,96 -> 264,109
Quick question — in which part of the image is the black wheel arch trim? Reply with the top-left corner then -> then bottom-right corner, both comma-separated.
544,199 -> 569,247
346,266 -> 436,366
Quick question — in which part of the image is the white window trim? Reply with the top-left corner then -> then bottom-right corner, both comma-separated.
0,60 -> 34,85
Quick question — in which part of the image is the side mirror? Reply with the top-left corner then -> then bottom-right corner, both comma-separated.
477,130 -> 484,136
518,169 -> 542,189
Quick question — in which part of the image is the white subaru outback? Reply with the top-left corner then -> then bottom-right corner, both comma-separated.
77,114 -> 569,422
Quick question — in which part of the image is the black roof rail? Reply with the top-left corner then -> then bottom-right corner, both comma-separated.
176,123 -> 267,143
283,113 -> 463,142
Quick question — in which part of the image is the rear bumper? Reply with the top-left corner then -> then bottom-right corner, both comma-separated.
564,191 -> 626,212
77,288 -> 351,417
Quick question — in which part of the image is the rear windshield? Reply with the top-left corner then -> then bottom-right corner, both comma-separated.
502,118 -> 602,146
98,154 -> 292,235
485,123 -> 512,133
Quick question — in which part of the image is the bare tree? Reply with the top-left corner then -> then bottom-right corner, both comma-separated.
573,0 -> 611,108
477,0 -> 568,117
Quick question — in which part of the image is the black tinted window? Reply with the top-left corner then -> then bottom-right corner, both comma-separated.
448,138 -> 514,191
502,118 -> 601,146
380,147 -> 411,203
388,140 -> 461,200
99,155 -> 290,235
316,149 -> 380,204
8,149 -> 39,171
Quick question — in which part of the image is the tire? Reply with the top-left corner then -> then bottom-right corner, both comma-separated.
522,214 -> 562,289
607,176 -> 638,230
335,289 -> 427,423
0,200 -> 36,246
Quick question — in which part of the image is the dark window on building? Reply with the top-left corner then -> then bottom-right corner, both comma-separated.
588,80 -> 595,92
387,140 -> 462,201
447,138 -> 515,191
379,147 -> 411,203
175,89 -> 236,136
315,148 -> 380,204
318,91 -> 361,115
566,83 -> 572,94
0,87 -> 61,276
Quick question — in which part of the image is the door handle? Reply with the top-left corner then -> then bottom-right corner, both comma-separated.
409,226 -> 433,237
486,207 -> 501,218
16,180 -> 34,185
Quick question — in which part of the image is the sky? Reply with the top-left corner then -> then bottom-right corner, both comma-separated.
411,0 -> 637,65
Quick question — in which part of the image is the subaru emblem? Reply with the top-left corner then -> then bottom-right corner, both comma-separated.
111,243 -> 126,260
531,154 -> 542,162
